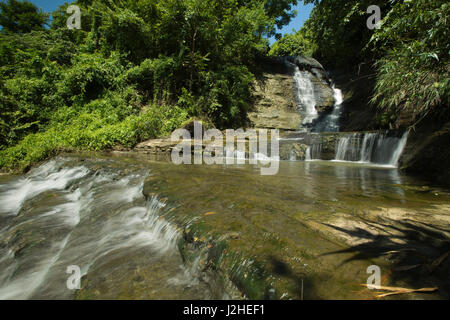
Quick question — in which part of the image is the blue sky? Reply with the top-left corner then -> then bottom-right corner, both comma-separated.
29,0 -> 74,13
270,1 -> 314,44
28,0 -> 313,43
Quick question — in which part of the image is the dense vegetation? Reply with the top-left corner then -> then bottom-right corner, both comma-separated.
0,0 -> 298,171
1,0 -> 448,171
272,0 -> 449,127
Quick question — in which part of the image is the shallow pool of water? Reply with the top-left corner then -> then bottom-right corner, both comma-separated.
0,153 -> 448,299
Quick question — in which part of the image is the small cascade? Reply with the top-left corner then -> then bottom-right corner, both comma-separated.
333,85 -> 344,106
305,144 -> 323,161
335,134 -> 361,161
0,158 -> 209,299
313,85 -> 344,133
305,131 -> 408,167
0,160 -> 89,217
334,131 -> 408,167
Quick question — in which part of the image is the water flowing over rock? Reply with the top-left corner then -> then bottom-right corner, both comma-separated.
304,131 -> 409,167
1,153 -> 449,300
285,56 -> 335,130
312,85 -> 344,132
334,132 -> 408,166
274,56 -> 411,169
0,159 -> 222,300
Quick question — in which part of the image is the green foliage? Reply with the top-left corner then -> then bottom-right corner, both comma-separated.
0,104 -> 188,170
281,0 -> 449,127
0,0 -> 298,171
0,0 -> 48,33
301,0 -> 392,68
370,0 -> 450,120
269,29 -> 312,57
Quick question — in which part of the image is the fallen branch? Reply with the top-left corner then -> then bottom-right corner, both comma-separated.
376,287 -> 438,298
361,284 -> 438,298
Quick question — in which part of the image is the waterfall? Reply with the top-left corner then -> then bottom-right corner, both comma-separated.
334,131 -> 408,167
288,61 -> 318,125
333,85 -> 344,106
282,58 -> 408,168
305,131 -> 408,167
312,84 -> 344,133
334,133 -> 361,161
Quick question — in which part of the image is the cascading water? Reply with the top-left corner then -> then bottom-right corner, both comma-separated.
282,58 -> 409,167
305,131 -> 408,167
0,158 -> 212,300
313,85 -> 344,133
305,144 -> 323,161
288,61 -> 318,126
334,131 -> 409,167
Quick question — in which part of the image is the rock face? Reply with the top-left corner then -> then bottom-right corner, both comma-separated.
279,132 -> 347,161
248,72 -> 302,130
310,76 -> 335,113
288,56 -> 326,78
400,118 -> 450,186
134,139 -> 179,154
279,142 -> 309,160
329,66 -> 378,132
247,56 -> 337,132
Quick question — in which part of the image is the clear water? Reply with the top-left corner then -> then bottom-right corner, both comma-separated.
0,154 -> 448,299
0,158 -> 213,300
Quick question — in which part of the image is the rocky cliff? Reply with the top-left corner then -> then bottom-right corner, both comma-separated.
400,117 -> 450,186
248,71 -> 302,130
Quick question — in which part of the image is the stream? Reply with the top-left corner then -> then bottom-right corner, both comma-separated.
0,154 -> 449,299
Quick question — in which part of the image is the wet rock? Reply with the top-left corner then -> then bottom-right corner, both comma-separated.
329,66 -> 378,132
288,56 -> 325,73
315,104 -> 334,114
310,71 -> 335,112
279,142 -> 308,161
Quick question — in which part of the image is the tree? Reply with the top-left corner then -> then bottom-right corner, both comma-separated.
370,0 -> 449,121
0,0 -> 48,33
269,29 -> 312,57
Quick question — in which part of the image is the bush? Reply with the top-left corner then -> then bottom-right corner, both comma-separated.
0,103 -> 188,171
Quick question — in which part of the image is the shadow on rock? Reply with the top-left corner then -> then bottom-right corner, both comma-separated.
320,218 -> 450,299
